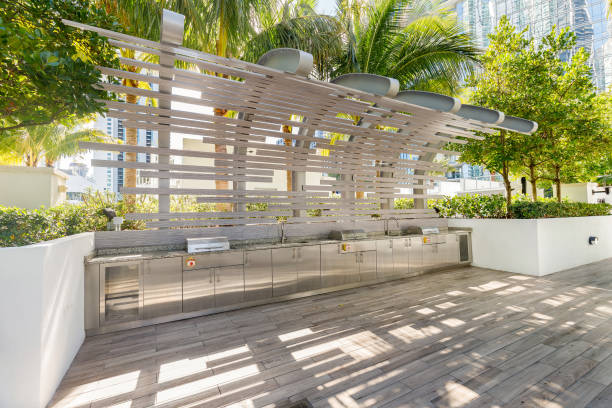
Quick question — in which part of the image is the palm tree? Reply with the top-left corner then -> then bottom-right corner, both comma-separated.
95,0 -> 209,197
333,0 -> 479,94
0,124 -> 112,167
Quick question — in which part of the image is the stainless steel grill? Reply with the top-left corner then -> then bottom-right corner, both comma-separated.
187,237 -> 230,253
329,229 -> 368,241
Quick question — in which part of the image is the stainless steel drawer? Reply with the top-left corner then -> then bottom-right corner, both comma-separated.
183,267 -> 214,312
183,250 -> 243,270
244,249 -> 272,302
296,245 -> 321,292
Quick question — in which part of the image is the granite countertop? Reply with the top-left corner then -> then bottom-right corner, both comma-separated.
86,229 -> 471,264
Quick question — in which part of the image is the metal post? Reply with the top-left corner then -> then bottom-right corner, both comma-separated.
157,10 -> 184,223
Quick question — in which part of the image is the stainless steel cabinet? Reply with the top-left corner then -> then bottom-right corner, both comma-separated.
444,234 -> 460,265
376,239 -> 394,279
183,267 -> 214,312
408,237 -> 423,275
359,250 -> 377,282
296,245 -> 321,292
321,244 -> 352,287
85,263 -> 100,330
392,238 -> 410,277
215,264 -> 244,307
272,247 -> 298,296
422,236 -> 439,271
143,257 -> 182,319
100,261 -> 143,325
244,249 -> 272,302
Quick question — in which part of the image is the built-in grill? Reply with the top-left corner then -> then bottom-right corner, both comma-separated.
402,226 -> 441,236
329,229 -> 368,241
186,237 -> 230,253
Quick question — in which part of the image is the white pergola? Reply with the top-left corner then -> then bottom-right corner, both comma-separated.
65,10 -> 537,231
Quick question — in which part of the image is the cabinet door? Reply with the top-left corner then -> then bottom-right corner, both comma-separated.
183,267 -> 214,312
376,239 -> 394,280
321,244 -> 351,288
101,262 -> 142,324
445,234 -> 460,265
215,265 -> 245,307
359,251 -> 377,282
422,243 -> 439,271
392,238 -> 410,277
244,249 -> 272,302
408,237 -> 423,276
296,245 -> 321,292
272,247 -> 298,297
143,257 -> 182,320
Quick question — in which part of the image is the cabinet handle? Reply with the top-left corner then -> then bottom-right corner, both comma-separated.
360,252 -> 364,263
217,273 -> 220,283
297,247 -> 301,259
245,252 -> 248,264
389,240 -> 393,248
209,270 -> 213,284
292,248 -> 296,259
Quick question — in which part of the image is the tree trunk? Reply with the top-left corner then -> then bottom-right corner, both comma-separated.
554,166 -> 562,202
529,164 -> 538,202
124,91 -> 139,203
503,175 -> 512,216
213,107 -> 231,212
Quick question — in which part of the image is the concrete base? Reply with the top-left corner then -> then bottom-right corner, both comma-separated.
448,216 -> 612,276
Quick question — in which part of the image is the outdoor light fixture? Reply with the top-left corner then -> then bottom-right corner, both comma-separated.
393,90 -> 461,113
456,104 -> 505,125
497,115 -> 539,135
331,73 -> 400,97
589,236 -> 599,245
256,48 -> 313,76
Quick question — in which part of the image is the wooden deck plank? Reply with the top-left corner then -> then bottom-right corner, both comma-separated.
49,259 -> 612,408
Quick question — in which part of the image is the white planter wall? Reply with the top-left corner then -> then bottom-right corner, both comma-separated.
449,216 -> 612,276
0,233 -> 94,408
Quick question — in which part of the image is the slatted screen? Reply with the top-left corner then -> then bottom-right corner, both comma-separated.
66,19 -> 495,230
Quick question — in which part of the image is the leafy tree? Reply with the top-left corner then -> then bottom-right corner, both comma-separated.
0,0 -> 118,134
0,124 -> 113,167
456,16 -> 612,207
452,17 -> 526,210
332,0 -> 480,93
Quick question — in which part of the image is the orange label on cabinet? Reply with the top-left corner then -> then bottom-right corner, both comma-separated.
185,257 -> 196,267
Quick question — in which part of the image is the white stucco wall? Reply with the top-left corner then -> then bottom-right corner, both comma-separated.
449,217 -> 612,276
0,165 -> 68,209
0,233 -> 94,407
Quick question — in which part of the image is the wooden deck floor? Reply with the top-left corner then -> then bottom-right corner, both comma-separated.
50,259 -> 612,408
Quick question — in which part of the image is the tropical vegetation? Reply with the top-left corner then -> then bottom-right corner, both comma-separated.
454,17 -> 612,207
0,0 -> 118,135
0,124 -> 112,167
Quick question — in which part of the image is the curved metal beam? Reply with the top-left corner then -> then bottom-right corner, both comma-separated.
394,90 -> 461,113
256,48 -> 314,76
331,73 -> 400,97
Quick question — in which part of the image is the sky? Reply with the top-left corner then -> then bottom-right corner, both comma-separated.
315,0 -> 337,15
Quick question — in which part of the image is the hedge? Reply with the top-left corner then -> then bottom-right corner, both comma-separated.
509,201 -> 612,219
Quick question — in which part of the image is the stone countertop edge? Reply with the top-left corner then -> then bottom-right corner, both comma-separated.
86,231 -> 468,264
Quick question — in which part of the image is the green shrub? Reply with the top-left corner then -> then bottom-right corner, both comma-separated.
394,198 -> 415,209
429,194 -> 508,218
509,201 -> 612,219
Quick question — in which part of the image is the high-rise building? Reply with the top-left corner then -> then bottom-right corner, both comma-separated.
452,0 -> 612,90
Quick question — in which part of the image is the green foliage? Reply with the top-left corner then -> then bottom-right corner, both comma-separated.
0,123 -> 113,166
332,0 -> 479,93
0,0 -> 119,134
0,192 -> 219,247
509,201 -> 612,219
424,194 -> 611,219
453,17 -> 612,205
394,198 -> 415,209
429,194 -> 508,219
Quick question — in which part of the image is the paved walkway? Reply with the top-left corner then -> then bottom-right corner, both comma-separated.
50,259 -> 612,408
